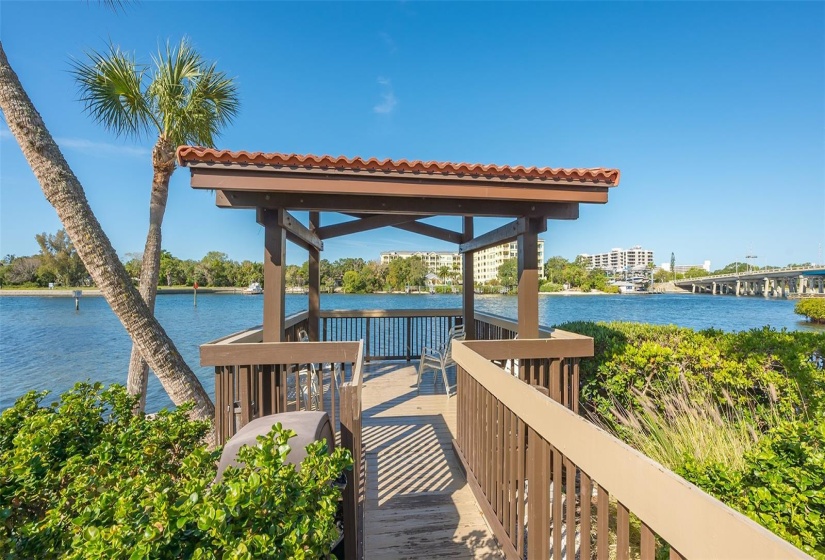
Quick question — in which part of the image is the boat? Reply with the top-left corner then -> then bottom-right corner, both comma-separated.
243,282 -> 263,295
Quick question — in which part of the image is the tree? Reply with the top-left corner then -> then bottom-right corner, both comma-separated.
671,252 -> 676,282
35,229 -> 87,286
0,44 -> 214,424
497,258 -> 518,291
72,39 -> 239,409
544,256 -> 569,284
5,256 -> 41,285
342,270 -> 365,293
437,265 -> 450,285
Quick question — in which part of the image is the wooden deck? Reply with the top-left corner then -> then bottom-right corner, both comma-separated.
361,361 -> 504,559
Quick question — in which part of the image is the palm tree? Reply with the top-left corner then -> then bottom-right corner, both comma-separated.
437,265 -> 450,286
72,39 -> 239,411
0,44 -> 215,426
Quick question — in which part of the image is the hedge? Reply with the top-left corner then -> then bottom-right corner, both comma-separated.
0,384 -> 351,559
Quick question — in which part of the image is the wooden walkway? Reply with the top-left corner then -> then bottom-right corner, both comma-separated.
361,361 -> 504,559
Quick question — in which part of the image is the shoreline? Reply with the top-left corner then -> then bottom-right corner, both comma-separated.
0,287 -> 242,297
0,287 -> 689,298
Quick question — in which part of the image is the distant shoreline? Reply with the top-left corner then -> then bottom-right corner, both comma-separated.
0,287 -> 242,297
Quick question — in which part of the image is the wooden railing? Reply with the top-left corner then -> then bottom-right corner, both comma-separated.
320,309 -> 462,361
200,332 -> 365,557
451,340 -> 809,560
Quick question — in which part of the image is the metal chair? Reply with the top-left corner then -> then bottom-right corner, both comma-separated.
417,324 -> 465,398
291,329 -> 320,410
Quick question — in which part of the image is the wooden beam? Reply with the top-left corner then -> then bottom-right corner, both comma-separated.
459,217 -> 547,254
308,212 -> 320,341
518,217 -> 541,339
259,209 -> 286,342
344,213 -> 463,244
462,217 -> 475,340
275,209 -> 323,251
317,214 -> 421,239
191,167 -> 612,202
391,221 -> 464,244
217,190 -> 579,218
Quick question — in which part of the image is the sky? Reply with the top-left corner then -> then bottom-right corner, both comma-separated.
1,1 -> 823,270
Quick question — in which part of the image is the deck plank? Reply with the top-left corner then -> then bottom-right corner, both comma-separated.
362,361 -> 504,559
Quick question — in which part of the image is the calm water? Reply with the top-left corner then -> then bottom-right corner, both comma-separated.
0,293 -> 819,411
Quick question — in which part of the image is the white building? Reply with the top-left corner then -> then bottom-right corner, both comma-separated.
660,260 -> 711,274
380,240 -> 545,284
579,246 -> 654,273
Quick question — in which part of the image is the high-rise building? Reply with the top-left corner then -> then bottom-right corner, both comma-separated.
578,246 -> 654,273
380,240 -> 545,283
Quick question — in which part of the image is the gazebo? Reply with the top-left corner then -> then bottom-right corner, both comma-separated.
177,147 -> 620,344
178,148 -> 797,560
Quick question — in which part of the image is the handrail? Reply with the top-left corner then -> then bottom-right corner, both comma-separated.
201,341 -> 361,367
320,308 -> 461,319
339,340 -> 364,559
463,337 -> 593,360
452,340 -> 809,560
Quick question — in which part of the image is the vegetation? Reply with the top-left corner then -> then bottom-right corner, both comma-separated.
0,384 -> 351,559
72,38 -> 240,411
497,258 -> 517,292
0,44 -> 214,427
558,321 -> 825,557
796,298 -> 825,323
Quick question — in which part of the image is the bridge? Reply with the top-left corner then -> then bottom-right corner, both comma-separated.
674,265 -> 825,297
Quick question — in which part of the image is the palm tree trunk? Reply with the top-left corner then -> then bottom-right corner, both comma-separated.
0,43 -> 215,426
126,139 -> 175,412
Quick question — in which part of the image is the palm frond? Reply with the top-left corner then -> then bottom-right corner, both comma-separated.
147,38 -> 239,147
71,44 -> 152,139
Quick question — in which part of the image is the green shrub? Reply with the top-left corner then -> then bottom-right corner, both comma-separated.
539,282 -> 563,293
796,298 -> 825,323
679,419 -> 825,558
556,322 -> 825,420
0,383 -> 351,559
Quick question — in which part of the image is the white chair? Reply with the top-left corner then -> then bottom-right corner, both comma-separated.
417,324 -> 465,398
292,329 -> 320,410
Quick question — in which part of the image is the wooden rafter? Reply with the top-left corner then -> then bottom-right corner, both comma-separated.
459,217 -> 547,254
344,213 -> 463,244
317,214 -> 422,239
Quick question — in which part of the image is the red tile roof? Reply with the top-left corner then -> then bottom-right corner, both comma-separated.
177,147 -> 620,185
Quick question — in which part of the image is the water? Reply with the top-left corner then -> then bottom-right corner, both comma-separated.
0,293 -> 818,412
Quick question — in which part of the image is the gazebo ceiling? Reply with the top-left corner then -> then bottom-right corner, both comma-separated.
177,147 -> 621,219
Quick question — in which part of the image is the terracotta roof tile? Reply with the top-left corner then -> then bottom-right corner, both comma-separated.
177,146 -> 620,185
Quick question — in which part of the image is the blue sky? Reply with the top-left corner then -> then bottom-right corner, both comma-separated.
1,2 -> 823,270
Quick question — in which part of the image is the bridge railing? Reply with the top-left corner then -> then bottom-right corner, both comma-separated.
674,265 -> 825,284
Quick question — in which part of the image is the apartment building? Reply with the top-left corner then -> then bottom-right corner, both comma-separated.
579,246 -> 654,273
380,240 -> 545,284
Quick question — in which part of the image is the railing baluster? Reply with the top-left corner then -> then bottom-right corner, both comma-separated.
581,471 -> 592,560
641,521 -> 656,560
553,448 -> 563,560
617,501 -> 630,560
565,457 -> 576,560
596,484 -> 609,560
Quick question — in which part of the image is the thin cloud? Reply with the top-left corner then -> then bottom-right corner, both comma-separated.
0,126 -> 149,158
374,77 -> 398,115
379,32 -> 397,54
54,137 -> 150,158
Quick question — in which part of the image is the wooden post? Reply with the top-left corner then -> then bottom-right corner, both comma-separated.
462,217 -> 475,340
259,208 -> 286,342
517,217 -> 540,339
308,211 -> 321,341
